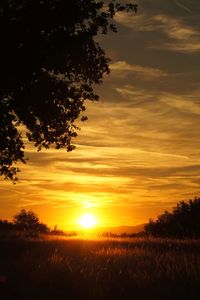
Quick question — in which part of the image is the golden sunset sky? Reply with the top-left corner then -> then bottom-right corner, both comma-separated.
1,0 -> 200,230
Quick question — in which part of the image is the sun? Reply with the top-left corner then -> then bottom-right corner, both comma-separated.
78,213 -> 97,229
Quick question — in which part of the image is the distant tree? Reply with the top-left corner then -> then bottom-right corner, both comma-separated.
13,209 -> 49,236
50,225 -> 76,236
0,0 -> 137,181
144,197 -> 200,238
51,224 -> 64,236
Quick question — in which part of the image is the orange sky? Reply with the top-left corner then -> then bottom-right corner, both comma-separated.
1,0 -> 200,230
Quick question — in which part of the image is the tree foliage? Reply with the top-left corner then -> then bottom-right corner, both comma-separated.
0,0 -> 137,181
13,209 -> 49,236
144,197 -> 200,238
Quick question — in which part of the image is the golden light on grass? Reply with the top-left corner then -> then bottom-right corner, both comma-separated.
78,213 -> 97,229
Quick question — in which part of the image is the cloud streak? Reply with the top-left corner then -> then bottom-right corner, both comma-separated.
110,61 -> 167,79
115,11 -> 200,53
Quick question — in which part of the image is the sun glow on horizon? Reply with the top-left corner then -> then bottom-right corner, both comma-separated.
78,213 -> 97,229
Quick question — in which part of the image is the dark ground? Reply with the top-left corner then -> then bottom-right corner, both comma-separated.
1,236 -> 200,300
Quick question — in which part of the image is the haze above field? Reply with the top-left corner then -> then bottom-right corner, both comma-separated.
1,0 -> 200,230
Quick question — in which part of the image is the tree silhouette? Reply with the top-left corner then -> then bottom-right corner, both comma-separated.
13,209 -> 49,236
144,197 -> 200,238
0,0 -> 137,181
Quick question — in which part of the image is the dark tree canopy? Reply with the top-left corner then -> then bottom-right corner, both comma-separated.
0,0 -> 137,181
144,197 -> 200,238
13,209 -> 40,227
13,209 -> 49,235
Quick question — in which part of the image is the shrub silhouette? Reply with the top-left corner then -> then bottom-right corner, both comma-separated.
145,197 -> 200,238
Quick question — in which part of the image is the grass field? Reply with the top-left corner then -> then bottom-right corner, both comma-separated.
1,236 -> 200,299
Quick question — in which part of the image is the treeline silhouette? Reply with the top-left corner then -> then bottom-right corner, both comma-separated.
0,209 -> 76,238
2,198 -> 200,239
145,197 -> 200,238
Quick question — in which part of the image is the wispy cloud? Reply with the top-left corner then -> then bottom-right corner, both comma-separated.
160,94 -> 200,115
153,15 -> 200,53
110,61 -> 167,79
115,12 -> 200,53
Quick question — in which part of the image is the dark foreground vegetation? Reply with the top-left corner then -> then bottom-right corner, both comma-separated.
1,198 -> 200,299
1,236 -> 200,300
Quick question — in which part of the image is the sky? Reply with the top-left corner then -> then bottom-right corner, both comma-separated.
1,0 -> 200,230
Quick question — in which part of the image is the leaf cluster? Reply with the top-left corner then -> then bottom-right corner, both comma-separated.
0,0 -> 137,181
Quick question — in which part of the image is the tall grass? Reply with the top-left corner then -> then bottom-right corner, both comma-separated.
0,237 -> 200,299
